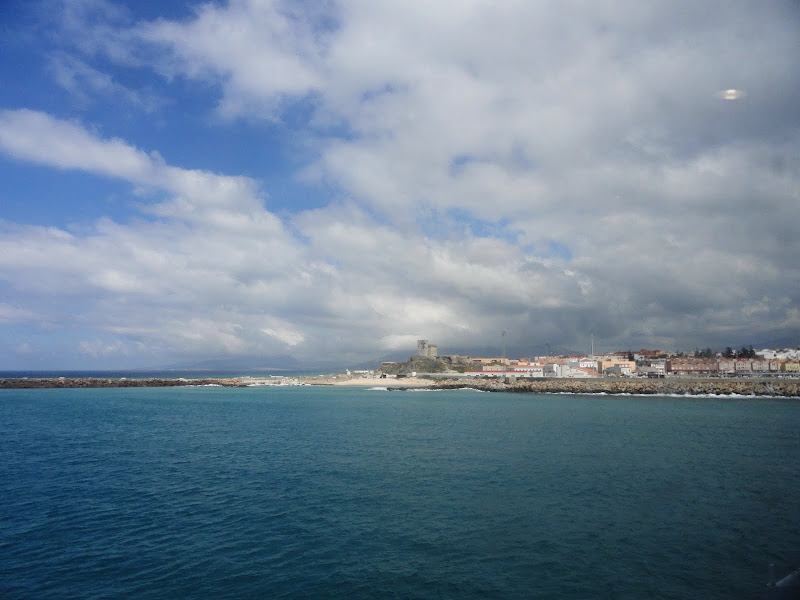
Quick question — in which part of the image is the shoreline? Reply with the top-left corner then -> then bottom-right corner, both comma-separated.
0,375 -> 798,396
389,376 -> 800,397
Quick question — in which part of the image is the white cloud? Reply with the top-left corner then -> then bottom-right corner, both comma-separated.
78,338 -> 130,358
0,109 -> 154,179
261,326 -> 305,347
49,53 -> 161,111
136,0 -> 326,118
15,342 -> 33,354
0,303 -> 37,324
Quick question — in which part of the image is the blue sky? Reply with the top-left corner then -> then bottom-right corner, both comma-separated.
1,0 -> 799,369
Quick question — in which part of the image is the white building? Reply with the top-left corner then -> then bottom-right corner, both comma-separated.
757,348 -> 800,360
513,366 -> 545,377
637,362 -> 666,377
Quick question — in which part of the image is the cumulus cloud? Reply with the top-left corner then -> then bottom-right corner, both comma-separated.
0,111 -> 554,363
135,0 -> 327,118
0,1 -> 798,367
0,109 -> 154,179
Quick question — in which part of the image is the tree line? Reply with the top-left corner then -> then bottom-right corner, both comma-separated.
692,346 -> 757,359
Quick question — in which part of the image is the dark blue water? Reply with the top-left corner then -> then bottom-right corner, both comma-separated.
1,387 -> 798,599
0,369 -> 323,379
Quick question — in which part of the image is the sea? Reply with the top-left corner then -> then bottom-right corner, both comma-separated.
0,369 -> 324,380
1,384 -> 798,599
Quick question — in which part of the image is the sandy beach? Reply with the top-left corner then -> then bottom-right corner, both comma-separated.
304,376 -> 432,388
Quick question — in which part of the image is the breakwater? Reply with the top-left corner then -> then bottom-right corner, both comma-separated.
3,375 -> 799,396
0,377 -> 246,389
403,377 -> 800,397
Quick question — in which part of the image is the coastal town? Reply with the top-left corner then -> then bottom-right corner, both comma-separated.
378,340 -> 800,379
2,339 -> 799,397
361,339 -> 800,396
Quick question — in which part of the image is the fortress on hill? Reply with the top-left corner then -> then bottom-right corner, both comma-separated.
380,339 -> 800,379
417,340 -> 438,358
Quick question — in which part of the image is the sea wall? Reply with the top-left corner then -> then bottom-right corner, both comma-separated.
425,377 -> 800,397
3,375 -> 799,397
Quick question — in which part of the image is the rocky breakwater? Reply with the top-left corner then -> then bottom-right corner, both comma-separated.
0,377 -> 248,389
426,377 -> 800,397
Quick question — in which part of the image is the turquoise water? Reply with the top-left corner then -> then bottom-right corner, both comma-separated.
1,386 -> 798,599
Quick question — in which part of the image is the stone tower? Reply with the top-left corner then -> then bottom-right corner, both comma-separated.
417,340 -> 438,358
417,340 -> 429,357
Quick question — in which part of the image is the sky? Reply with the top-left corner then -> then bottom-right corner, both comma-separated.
1,0 -> 799,369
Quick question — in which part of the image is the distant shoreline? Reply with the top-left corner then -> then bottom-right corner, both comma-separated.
1,375 -> 799,396
0,377 -> 241,389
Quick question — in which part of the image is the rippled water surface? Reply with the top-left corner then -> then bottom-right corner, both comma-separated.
1,387 -> 798,599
